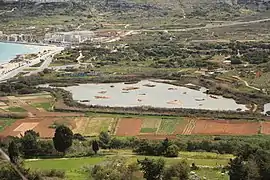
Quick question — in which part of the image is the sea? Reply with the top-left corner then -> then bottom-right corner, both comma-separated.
0,42 -> 45,64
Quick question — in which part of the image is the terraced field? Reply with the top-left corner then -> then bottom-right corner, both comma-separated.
158,118 -> 186,134
140,118 -> 161,133
72,117 -> 118,136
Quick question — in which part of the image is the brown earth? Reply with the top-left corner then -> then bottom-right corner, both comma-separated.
116,118 -> 142,136
192,119 -> 260,135
261,122 -> 270,134
173,118 -> 192,135
0,117 -> 74,138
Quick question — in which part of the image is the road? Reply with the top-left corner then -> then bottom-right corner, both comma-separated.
135,18 -> 270,33
232,76 -> 261,91
100,17 -> 270,42
0,8 -> 16,15
0,47 -> 64,81
26,47 -> 64,76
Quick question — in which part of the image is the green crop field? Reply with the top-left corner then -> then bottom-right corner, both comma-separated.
140,128 -> 157,133
7,106 -> 27,112
0,118 -> 17,132
32,102 -> 53,111
158,118 -> 185,134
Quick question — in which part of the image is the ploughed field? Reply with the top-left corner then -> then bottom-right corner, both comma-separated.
1,114 -> 268,138
0,93 -> 269,138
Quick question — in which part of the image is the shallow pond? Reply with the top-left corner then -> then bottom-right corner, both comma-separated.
264,103 -> 270,115
57,80 -> 248,111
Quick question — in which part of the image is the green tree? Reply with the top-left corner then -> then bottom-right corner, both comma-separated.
164,160 -> 190,180
53,125 -> 73,155
138,158 -> 165,180
92,140 -> 99,154
165,144 -> 179,157
229,156 -> 261,180
91,157 -> 138,180
98,131 -> 111,149
8,141 -> 20,164
0,163 -> 21,180
21,130 -> 39,157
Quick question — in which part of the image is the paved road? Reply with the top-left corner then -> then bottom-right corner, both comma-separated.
26,47 -> 64,76
0,47 -> 63,81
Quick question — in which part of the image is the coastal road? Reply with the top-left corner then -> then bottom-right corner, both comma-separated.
26,47 -> 64,76
0,47 -> 64,82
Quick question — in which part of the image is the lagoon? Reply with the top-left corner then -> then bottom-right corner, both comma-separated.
0,42 -> 45,64
58,80 -> 248,111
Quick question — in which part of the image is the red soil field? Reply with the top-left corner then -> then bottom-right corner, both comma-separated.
192,119 -> 260,135
261,122 -> 270,134
116,118 -> 142,136
174,118 -> 193,135
0,117 -> 73,138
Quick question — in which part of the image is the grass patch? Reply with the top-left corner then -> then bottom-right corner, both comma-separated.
7,106 -> 27,112
158,118 -> 185,134
25,157 -> 106,170
32,102 -> 53,111
30,60 -> 44,67
0,118 -> 16,132
195,168 -> 228,180
140,128 -> 157,133
25,150 -> 231,180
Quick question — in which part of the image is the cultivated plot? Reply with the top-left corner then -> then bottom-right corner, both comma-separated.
116,118 -> 142,136
192,119 -> 260,135
140,118 -> 161,133
72,117 -> 117,136
0,117 -> 73,138
158,118 -> 186,134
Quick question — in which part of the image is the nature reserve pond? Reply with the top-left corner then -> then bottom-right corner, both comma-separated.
54,80 -> 248,111
264,103 -> 270,115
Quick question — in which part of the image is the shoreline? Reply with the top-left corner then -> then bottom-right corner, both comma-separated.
0,42 -> 64,82
0,40 -> 63,47
0,41 -> 64,63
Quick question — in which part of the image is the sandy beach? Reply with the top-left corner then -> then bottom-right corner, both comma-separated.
0,44 -> 55,74
0,43 -> 63,81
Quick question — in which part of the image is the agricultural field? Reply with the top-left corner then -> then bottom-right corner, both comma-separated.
0,117 -> 74,138
25,150 -> 232,180
0,109 -> 268,139
0,118 -> 17,132
191,119 -> 260,135
140,118 -> 161,133
0,93 -> 54,114
6,106 -> 27,112
72,117 -> 118,136
115,118 -> 142,136
158,118 -> 187,134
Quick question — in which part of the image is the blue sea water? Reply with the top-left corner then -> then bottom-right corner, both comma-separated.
0,42 -> 43,64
